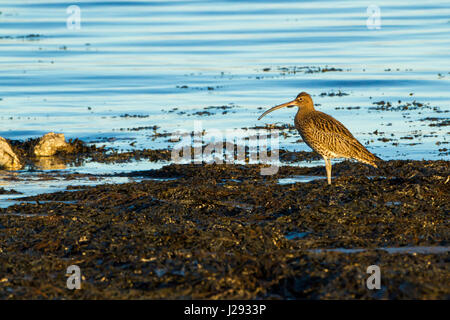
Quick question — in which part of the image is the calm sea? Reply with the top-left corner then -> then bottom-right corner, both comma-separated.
0,0 -> 449,162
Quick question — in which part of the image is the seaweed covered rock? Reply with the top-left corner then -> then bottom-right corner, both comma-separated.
33,132 -> 72,157
0,137 -> 22,170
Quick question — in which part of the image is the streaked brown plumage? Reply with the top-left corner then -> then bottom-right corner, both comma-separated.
258,92 -> 381,185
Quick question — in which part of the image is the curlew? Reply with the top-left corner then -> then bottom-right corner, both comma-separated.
258,92 -> 381,185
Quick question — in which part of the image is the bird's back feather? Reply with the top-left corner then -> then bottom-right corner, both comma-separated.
295,111 -> 380,167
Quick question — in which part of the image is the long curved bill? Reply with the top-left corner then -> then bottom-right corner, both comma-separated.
257,100 -> 296,120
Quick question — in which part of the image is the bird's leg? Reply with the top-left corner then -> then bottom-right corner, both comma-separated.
324,157 -> 337,206
323,157 -> 332,185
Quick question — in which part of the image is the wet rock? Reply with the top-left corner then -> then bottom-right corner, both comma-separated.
33,133 -> 71,157
0,137 -> 22,170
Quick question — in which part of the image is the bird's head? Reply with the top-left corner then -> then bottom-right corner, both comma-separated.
258,92 -> 314,120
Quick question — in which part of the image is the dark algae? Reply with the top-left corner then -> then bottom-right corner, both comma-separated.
0,154 -> 448,299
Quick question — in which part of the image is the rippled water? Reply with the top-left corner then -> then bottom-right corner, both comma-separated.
1,0 -> 449,162
0,160 -> 168,207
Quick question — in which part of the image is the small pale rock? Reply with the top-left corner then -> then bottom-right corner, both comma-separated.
0,137 -> 22,170
34,132 -> 70,157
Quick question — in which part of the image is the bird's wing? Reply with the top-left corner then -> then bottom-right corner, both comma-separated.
301,112 -> 377,163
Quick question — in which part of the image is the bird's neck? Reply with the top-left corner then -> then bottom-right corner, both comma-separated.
295,105 -> 315,120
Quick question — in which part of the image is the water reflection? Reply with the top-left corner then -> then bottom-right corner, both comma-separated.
34,157 -> 67,170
